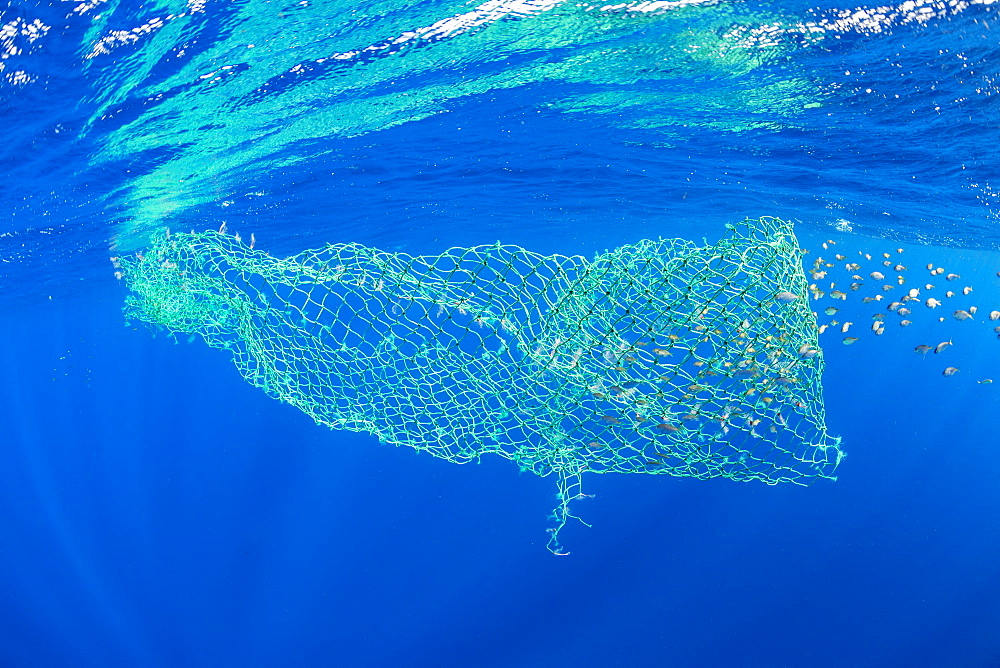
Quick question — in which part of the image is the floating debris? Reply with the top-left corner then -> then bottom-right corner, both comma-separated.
942,367 -> 960,376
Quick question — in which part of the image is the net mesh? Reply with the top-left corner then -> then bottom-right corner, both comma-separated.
122,216 -> 843,554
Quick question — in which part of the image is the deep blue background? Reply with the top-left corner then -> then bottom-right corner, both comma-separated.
3,0 -> 1000,666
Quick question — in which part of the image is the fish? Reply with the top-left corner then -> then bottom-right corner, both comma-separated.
926,298 -> 942,308
943,367 -> 960,376
926,263 -> 934,271
835,254 -> 847,261
774,290 -> 799,304
824,306 -> 839,316
934,340 -> 953,354
898,308 -> 911,316
979,379 -> 993,384
935,267 -> 945,276
963,286 -> 973,295
830,290 -> 847,300
925,284 -> 935,290
990,311 -> 1000,321
945,291 -> 955,298
872,313 -> 886,320
946,273 -> 960,281
850,283 -> 863,291
882,252 -> 891,258
818,324 -> 828,334
914,345 -> 933,355
875,327 -> 885,335
870,271 -> 885,281
953,309 -> 973,321
652,347 -> 672,356
897,248 -> 904,253
970,306 -> 979,315
887,301 -> 902,311
842,337 -> 859,345
908,288 -> 920,298
841,322 -> 853,333
900,320 -> 911,326
882,285 -> 894,292
655,423 -> 680,432
894,265 -> 906,272
798,344 -> 819,358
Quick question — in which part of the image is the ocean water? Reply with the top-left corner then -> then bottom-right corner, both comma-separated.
3,0 -> 1000,665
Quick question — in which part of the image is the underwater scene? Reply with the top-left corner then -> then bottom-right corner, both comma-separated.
2,0 -> 1000,665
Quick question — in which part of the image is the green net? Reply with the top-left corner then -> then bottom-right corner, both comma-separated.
121,216 -> 843,554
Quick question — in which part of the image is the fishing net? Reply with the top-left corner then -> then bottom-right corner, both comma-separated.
121,216 -> 843,554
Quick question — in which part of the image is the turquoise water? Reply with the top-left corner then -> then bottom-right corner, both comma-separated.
2,1 -> 1000,665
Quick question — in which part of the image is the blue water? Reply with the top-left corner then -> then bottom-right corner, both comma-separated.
3,0 -> 1000,665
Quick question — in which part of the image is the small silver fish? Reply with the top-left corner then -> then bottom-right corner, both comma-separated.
824,306 -> 839,316
842,336 -> 859,345
900,320 -> 911,326
970,306 -> 978,315
953,309 -> 972,321
841,322 -> 853,333
898,308 -> 911,316
943,367 -> 960,376
775,291 -> 798,304
963,286 -> 973,295
894,265 -> 906,272
978,379 -> 993,384
926,298 -> 942,308
946,273 -> 960,281
990,311 -> 1000,321
887,301 -> 902,311
934,340 -> 953,354
914,345 -> 932,355
870,271 -> 885,281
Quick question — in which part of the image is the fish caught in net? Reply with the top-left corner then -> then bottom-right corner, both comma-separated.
121,216 -> 844,554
